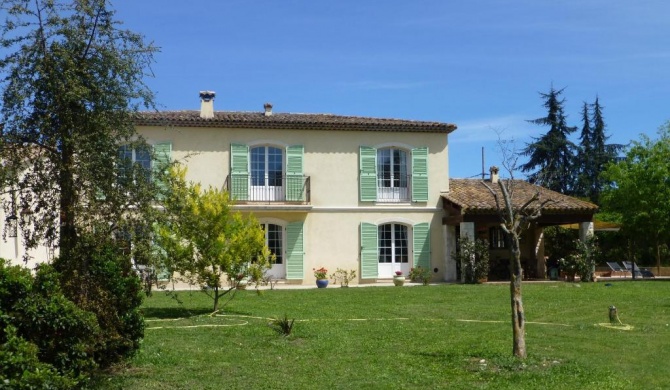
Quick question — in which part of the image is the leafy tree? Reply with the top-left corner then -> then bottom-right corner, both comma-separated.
0,0 -> 159,369
0,0 -> 158,261
156,167 -> 272,312
521,86 -> 577,194
601,124 -> 670,274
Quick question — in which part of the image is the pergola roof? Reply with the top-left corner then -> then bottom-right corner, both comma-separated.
442,179 -> 598,225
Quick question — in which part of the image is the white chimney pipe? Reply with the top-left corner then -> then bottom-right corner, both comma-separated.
264,102 -> 273,116
199,91 -> 215,119
490,166 -> 500,184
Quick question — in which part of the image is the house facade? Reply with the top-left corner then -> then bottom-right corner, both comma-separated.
133,92 -> 458,284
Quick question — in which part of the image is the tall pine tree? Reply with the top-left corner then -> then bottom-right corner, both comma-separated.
575,97 -> 624,203
520,86 -> 577,194
575,102 -> 594,197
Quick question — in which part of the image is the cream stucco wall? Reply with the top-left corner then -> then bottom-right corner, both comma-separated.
138,126 -> 450,207
139,124 -> 452,284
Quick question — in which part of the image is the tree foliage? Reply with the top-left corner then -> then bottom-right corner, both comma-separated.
156,166 -> 272,312
521,86 -> 576,194
574,97 -> 624,203
601,124 -> 670,272
0,0 -> 158,260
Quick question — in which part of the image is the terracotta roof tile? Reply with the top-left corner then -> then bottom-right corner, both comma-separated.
443,179 -> 598,214
134,110 -> 456,133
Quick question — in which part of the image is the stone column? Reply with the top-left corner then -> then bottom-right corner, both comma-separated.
459,222 -> 475,283
444,225 -> 458,282
580,221 -> 595,281
579,221 -> 594,241
534,226 -> 546,279
460,222 -> 475,240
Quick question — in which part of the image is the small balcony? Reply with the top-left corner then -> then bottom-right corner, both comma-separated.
376,174 -> 411,203
225,174 -> 311,204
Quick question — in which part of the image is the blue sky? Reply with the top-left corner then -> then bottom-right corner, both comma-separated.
114,1 -> 670,179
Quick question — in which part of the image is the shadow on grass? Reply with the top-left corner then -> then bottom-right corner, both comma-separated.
142,306 -> 254,319
142,307 -> 212,319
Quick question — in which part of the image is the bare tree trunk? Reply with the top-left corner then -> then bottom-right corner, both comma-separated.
59,142 -> 77,261
509,235 -> 527,358
213,286 -> 219,312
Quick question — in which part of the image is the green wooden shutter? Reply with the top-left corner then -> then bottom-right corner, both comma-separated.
286,145 -> 304,201
413,222 -> 430,269
230,143 -> 249,200
153,142 -> 172,199
360,222 -> 378,279
360,146 -> 377,202
286,221 -> 304,280
411,147 -> 429,202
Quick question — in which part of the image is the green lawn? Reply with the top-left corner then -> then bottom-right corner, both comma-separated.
98,281 -> 670,389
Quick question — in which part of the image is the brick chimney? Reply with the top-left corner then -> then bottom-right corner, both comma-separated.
490,166 -> 500,184
199,91 -> 215,119
264,102 -> 273,116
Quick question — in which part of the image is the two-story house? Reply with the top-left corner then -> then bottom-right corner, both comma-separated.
134,91 -> 457,284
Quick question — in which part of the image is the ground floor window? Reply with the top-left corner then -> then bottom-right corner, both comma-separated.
261,222 -> 283,265
378,223 -> 409,264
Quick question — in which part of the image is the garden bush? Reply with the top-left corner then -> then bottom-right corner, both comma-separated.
53,234 -> 145,367
0,259 -> 99,387
0,323 -> 80,389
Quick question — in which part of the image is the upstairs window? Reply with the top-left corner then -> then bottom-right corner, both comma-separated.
230,143 -> 306,202
360,146 -> 428,203
118,144 -> 152,184
250,146 -> 284,199
377,148 -> 409,202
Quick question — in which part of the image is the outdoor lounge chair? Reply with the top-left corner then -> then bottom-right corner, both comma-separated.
623,261 -> 654,278
606,262 -> 629,277
622,261 -> 651,278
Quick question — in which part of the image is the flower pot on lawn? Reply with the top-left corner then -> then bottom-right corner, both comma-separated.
316,279 -> 329,288
393,275 -> 405,286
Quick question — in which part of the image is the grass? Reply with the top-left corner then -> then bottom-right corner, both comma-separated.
97,281 -> 670,389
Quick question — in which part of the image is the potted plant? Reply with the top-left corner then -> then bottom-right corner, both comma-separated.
393,270 -> 405,286
313,267 -> 329,288
409,266 -> 432,285
236,273 -> 248,290
330,268 -> 357,287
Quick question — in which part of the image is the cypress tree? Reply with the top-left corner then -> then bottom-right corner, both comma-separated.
574,102 -> 594,198
574,97 -> 625,203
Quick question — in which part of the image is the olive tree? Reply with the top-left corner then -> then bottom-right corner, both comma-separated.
483,139 -> 553,359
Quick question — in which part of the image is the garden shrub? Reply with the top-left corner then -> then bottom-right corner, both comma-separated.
53,233 -> 145,368
0,323 -> 79,389
13,264 -> 99,376
0,260 -> 98,387
452,237 -> 490,283
0,260 -> 32,311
